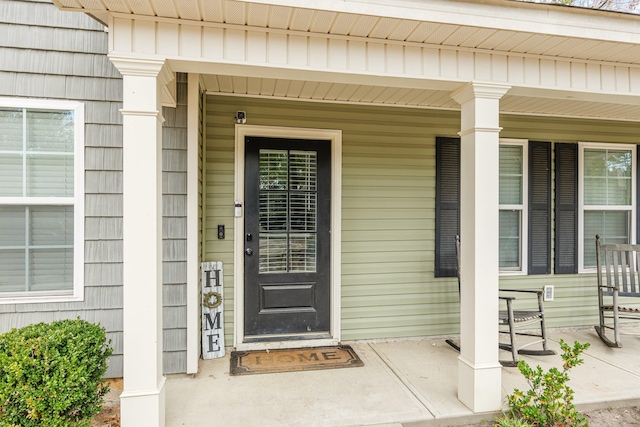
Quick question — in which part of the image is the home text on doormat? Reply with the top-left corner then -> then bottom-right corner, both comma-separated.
230,345 -> 363,376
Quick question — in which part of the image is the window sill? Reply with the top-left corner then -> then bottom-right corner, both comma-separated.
499,270 -> 527,276
0,291 -> 83,305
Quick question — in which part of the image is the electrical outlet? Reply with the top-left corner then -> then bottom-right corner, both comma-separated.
544,285 -> 554,302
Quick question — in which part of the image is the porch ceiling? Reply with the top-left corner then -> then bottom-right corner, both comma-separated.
56,0 -> 640,65
202,74 -> 640,121
53,0 -> 640,121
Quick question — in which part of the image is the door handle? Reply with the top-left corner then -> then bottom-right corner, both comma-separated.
245,248 -> 253,256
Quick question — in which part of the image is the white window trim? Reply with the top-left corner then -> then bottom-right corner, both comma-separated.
499,138 -> 528,275
0,97 -> 84,304
233,124 -> 342,350
578,141 -> 636,273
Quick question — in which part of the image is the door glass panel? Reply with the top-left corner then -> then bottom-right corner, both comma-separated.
289,233 -> 316,272
260,150 -> 288,190
259,192 -> 287,231
290,193 -> 316,232
258,149 -> 318,273
290,151 -> 317,191
259,233 -> 287,273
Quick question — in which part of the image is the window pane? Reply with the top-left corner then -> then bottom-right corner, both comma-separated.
259,150 -> 288,190
0,207 -> 26,246
259,233 -> 287,273
289,233 -> 316,272
26,110 -> 74,152
584,149 -> 607,177
584,210 -> 630,268
499,210 -> 521,268
0,108 -> 23,150
0,153 -> 23,196
499,145 -> 523,205
30,248 -> 73,292
0,106 -> 77,296
27,154 -> 74,197
290,193 -> 316,232
290,151 -> 317,191
584,148 -> 632,206
0,249 -> 26,293
259,192 -> 287,231
30,207 -> 74,246
0,206 -> 74,293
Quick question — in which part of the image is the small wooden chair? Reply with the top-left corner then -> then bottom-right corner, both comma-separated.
446,235 -> 555,367
595,235 -> 640,347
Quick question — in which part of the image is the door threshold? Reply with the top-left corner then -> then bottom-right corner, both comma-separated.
236,335 -> 338,351
244,332 -> 332,343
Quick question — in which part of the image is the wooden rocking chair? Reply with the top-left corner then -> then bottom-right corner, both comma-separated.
446,235 -> 555,367
595,235 -> 640,347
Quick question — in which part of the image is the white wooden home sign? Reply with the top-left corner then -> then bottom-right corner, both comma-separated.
201,261 -> 224,359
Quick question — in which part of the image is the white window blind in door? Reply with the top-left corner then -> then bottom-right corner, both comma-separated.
258,149 -> 317,274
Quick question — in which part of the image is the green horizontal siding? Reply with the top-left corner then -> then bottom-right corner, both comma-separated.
204,95 -> 640,345
502,113 -> 640,328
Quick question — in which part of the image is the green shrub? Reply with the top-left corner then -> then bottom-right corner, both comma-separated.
493,413 -> 534,427
506,339 -> 590,427
0,319 -> 113,427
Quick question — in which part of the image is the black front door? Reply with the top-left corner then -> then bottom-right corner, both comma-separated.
244,136 -> 331,339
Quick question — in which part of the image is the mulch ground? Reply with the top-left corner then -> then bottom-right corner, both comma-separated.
463,406 -> 640,426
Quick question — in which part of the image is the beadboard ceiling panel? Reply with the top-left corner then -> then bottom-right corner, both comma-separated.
349,15 -> 380,37
225,1 -> 247,25
52,0 -> 640,121
289,8 -> 315,32
267,5 -> 292,29
53,0 -> 640,66
247,3 -> 269,26
200,74 -> 640,121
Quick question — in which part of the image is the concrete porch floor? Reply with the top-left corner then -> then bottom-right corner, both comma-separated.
164,326 -> 640,426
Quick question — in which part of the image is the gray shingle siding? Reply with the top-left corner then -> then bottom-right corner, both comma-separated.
0,0 -> 105,31
0,0 -> 190,378
162,74 -> 189,374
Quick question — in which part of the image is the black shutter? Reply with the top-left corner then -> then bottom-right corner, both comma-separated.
554,143 -> 578,274
435,137 -> 460,278
528,142 -> 551,274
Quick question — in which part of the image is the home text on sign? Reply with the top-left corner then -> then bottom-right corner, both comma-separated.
201,262 -> 224,359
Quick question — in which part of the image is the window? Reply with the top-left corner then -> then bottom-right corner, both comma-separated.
435,137 -> 551,277
499,140 -> 528,273
580,143 -> 635,270
0,98 -> 84,303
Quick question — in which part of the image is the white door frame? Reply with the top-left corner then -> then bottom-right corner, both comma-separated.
233,124 -> 342,350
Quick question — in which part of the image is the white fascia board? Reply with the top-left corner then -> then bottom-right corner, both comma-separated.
234,0 -> 640,44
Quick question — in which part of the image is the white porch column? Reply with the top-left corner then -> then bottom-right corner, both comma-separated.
451,82 -> 510,413
110,57 -> 173,427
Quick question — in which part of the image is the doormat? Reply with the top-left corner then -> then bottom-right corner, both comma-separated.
230,345 -> 364,376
